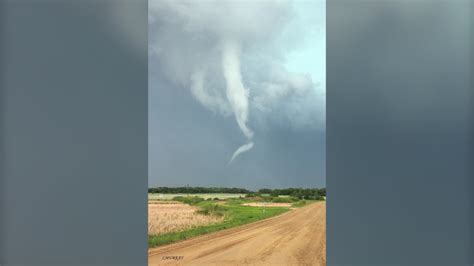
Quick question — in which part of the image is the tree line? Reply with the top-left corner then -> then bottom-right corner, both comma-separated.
255,188 -> 326,199
148,186 -> 326,198
148,186 -> 251,194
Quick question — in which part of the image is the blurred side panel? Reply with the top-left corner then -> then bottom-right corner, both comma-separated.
327,0 -> 472,265
0,0 -> 147,264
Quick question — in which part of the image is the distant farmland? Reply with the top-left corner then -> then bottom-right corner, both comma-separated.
148,193 -> 246,200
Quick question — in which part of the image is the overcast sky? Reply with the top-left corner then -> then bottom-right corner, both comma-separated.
148,0 -> 325,190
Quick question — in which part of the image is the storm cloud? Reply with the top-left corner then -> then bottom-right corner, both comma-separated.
149,0 -> 325,188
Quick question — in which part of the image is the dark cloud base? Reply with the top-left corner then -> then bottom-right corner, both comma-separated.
149,69 -> 325,190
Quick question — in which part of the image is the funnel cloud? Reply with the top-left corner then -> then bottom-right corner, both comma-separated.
221,39 -> 254,161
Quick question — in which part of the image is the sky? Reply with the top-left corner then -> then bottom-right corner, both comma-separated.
148,0 -> 325,190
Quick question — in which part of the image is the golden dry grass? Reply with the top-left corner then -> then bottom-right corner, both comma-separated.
148,203 -> 224,235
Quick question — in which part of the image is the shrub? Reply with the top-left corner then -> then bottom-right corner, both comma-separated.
271,196 -> 299,203
173,196 -> 205,205
196,204 -> 226,217
314,195 -> 325,201
172,196 -> 185,201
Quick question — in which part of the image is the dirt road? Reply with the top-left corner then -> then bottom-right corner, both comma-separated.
148,202 -> 326,266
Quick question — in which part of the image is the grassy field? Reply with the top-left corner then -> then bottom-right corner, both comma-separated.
147,192 -> 325,248
148,198 -> 290,248
148,193 -> 246,200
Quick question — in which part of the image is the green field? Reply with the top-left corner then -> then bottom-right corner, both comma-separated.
148,198 -> 289,248
148,193 -> 246,200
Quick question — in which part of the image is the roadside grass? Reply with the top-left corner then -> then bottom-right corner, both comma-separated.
291,199 -> 325,207
291,200 -> 308,207
148,199 -> 289,248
